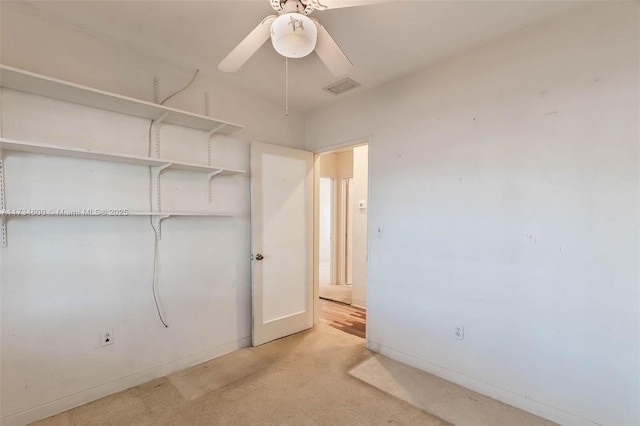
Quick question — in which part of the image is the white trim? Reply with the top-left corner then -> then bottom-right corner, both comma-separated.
1,336 -> 251,426
363,137 -> 372,348
313,154 -> 321,324
350,300 -> 367,310
310,135 -> 371,154
366,341 -> 599,426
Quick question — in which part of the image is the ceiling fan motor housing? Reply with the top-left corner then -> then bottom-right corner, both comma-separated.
274,0 -> 316,15
271,12 -> 318,58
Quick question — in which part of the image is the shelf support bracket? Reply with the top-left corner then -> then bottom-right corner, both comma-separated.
154,77 -> 160,104
150,163 -> 171,240
206,125 -> 226,168
152,112 -> 169,159
154,112 -> 170,126
207,169 -> 223,203
207,123 -> 226,138
151,214 -> 170,241
151,163 -> 171,211
0,148 -> 6,247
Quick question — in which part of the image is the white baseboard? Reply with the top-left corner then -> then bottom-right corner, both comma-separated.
366,341 -> 598,426
2,336 -> 251,426
351,298 -> 367,309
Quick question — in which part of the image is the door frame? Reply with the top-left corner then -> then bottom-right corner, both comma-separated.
340,177 -> 354,285
312,137 -> 371,327
318,177 -> 336,285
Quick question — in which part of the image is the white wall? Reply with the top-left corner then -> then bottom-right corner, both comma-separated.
0,3 -> 305,425
351,145 -> 368,308
0,2 -> 305,148
307,3 -> 639,425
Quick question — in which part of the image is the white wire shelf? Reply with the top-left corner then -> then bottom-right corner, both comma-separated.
0,210 -> 239,217
0,65 -> 244,135
0,138 -> 246,175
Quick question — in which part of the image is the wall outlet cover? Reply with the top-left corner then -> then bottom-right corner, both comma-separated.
453,324 -> 464,340
101,328 -> 114,346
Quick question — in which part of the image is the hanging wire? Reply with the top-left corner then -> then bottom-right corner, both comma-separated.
285,57 -> 289,116
146,68 -> 200,328
152,236 -> 168,327
148,129 -> 169,328
160,69 -> 199,105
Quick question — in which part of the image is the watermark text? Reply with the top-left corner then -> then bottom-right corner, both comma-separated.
1,209 -> 130,216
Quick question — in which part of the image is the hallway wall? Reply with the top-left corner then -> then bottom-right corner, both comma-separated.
306,4 -> 639,425
351,145 -> 368,308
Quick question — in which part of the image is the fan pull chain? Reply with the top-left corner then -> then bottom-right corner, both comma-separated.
285,57 -> 289,116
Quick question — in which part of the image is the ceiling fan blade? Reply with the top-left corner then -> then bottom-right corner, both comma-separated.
311,0 -> 389,10
218,15 -> 277,73
313,20 -> 353,77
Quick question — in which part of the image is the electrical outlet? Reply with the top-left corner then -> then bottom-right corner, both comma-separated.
453,324 -> 464,340
101,328 -> 114,346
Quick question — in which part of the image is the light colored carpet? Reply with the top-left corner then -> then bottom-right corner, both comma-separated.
32,324 -> 448,426
319,284 -> 352,304
349,355 -> 557,426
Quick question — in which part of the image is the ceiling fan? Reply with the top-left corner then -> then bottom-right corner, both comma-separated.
218,0 -> 385,77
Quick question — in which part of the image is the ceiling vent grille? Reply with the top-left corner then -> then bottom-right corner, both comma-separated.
323,78 -> 361,95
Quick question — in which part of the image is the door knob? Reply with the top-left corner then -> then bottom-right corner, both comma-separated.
255,253 -> 264,261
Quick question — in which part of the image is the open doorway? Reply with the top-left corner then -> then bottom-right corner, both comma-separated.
319,177 -> 334,286
316,144 -> 368,338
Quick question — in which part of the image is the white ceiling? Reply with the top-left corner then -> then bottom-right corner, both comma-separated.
13,0 -> 580,112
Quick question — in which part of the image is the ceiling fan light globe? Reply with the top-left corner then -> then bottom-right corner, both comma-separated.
271,13 -> 317,58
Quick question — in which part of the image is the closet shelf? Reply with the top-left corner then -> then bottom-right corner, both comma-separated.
0,65 -> 244,135
0,138 -> 246,176
0,211 -> 238,217
141,211 -> 238,216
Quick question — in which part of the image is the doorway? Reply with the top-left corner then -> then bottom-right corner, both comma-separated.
316,143 -> 368,337
319,177 -> 334,286
341,177 -> 353,286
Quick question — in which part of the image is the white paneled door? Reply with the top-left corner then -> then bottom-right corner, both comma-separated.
250,142 -> 314,346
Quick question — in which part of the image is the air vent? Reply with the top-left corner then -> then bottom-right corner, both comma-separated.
323,78 -> 361,95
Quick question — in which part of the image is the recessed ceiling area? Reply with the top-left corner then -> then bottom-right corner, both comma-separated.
4,1 -> 580,112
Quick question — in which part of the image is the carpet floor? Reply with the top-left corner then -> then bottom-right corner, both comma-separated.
32,324 -> 555,426
32,325 -> 448,426
350,355 -> 557,426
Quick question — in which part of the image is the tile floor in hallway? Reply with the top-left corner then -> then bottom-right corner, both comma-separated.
318,298 -> 366,339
